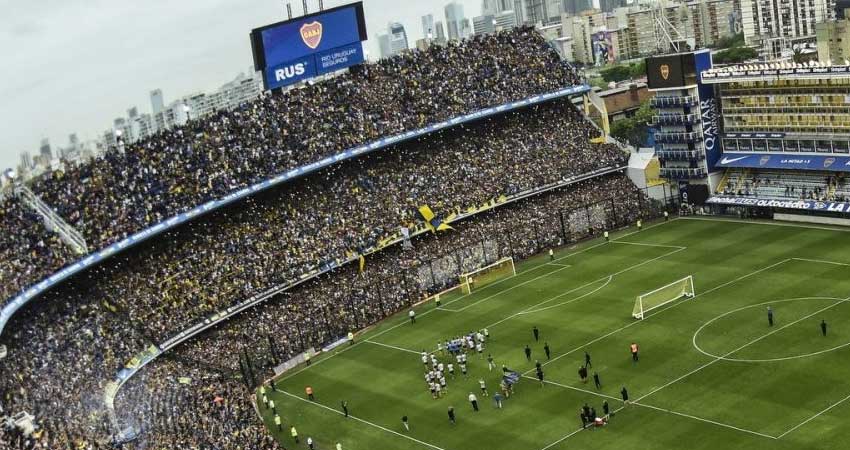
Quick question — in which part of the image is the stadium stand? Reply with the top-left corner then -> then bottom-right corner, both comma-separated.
718,169 -> 848,202
0,27 -> 660,450
0,198 -> 75,303
113,174 -> 655,450
0,27 -> 582,323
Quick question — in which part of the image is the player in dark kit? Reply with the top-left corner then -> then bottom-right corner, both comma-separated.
822,319 -> 828,336
621,386 -> 630,405
524,345 -> 532,361
767,306 -> 774,326
584,351 -> 592,368
536,367 -> 545,386
544,342 -> 551,360
603,400 -> 610,418
448,406 -> 456,424
341,400 -> 349,417
578,365 -> 588,383
593,372 -> 601,389
533,326 -> 540,342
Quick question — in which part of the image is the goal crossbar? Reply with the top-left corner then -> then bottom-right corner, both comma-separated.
459,257 -> 516,294
633,275 -> 694,319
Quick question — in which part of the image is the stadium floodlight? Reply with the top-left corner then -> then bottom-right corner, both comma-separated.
633,275 -> 695,319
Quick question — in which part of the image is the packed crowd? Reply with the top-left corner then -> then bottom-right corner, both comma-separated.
0,288 -> 151,450
0,26 -> 580,311
170,174 -> 652,374
11,98 -> 625,346
0,197 -> 76,303
0,27 -> 654,450
720,169 -> 850,202
0,167 -> 651,450
112,173 -> 656,450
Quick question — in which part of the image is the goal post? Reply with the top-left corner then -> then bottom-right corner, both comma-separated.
459,257 -> 517,295
633,275 -> 695,319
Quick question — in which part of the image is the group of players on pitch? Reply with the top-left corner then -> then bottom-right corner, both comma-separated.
422,329 -> 500,401
414,324 -> 643,430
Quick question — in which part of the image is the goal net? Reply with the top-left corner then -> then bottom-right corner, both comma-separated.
460,257 -> 516,295
633,275 -> 694,319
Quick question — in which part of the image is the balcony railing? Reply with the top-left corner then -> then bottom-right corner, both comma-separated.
650,96 -> 697,108
653,114 -> 697,126
660,167 -> 707,179
655,131 -> 700,144
656,149 -> 704,160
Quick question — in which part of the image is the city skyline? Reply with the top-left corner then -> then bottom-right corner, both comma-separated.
0,0 -> 484,172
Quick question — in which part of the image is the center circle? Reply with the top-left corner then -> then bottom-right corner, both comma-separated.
692,297 -> 850,362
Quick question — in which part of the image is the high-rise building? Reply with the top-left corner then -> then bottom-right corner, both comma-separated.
445,1 -> 467,40
562,0 -> 594,15
741,0 -> 835,57
422,14 -> 436,39
39,138 -> 52,163
521,0 -> 550,25
388,22 -> 410,55
127,106 -> 139,120
495,10 -> 519,30
483,0 -> 514,14
461,17 -> 473,38
435,21 -> 448,42
817,11 -> 850,62
150,89 -> 165,116
378,33 -> 392,57
474,14 -> 497,34
20,151 -> 32,171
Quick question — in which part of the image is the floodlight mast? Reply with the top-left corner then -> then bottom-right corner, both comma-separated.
653,0 -> 687,54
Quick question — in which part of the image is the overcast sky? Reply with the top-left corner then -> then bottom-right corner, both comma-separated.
0,0 -> 483,171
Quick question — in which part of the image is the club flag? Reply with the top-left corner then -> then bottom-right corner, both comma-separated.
503,370 -> 520,386
590,135 -> 606,144
418,205 -> 453,233
358,254 -> 366,273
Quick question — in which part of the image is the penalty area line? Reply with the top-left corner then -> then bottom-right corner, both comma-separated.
777,391 -> 850,439
365,339 -> 422,355
530,258 -> 793,376
277,389 -> 447,450
530,377 -> 777,440
634,401 -> 778,440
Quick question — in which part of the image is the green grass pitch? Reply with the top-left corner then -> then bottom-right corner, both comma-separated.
258,217 -> 850,450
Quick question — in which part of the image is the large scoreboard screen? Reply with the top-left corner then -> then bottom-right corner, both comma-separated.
251,2 -> 368,90
645,53 -> 697,89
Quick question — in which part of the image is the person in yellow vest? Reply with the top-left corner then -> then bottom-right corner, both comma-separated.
291,425 -> 299,443
269,399 -> 276,414
604,231 -> 609,242
548,248 -> 554,261
336,443 -> 343,450
262,394 -> 268,408
348,331 -> 355,345
274,414 -> 282,432
260,385 -> 266,398
637,219 -> 642,230
664,211 -> 669,221
304,352 -> 311,366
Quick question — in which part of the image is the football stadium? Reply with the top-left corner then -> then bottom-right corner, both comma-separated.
4,1 -> 850,450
